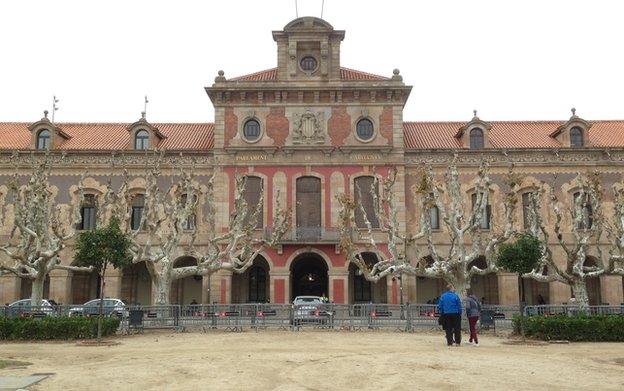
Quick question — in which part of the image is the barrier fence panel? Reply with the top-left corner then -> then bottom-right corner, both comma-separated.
365,304 -> 409,331
0,302 -> 535,332
408,304 -> 440,330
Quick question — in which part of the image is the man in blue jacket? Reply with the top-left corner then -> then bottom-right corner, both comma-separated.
438,284 -> 463,346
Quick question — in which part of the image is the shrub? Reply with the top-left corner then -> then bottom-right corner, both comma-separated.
513,315 -> 624,342
0,316 -> 120,340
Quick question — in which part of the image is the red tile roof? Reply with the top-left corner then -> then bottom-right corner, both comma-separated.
229,67 -> 389,82
403,120 -> 624,149
0,122 -> 214,150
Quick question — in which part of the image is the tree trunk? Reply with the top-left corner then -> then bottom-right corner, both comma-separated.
519,277 -> 526,340
30,275 -> 46,307
97,268 -> 106,343
152,273 -> 172,306
571,280 -> 590,310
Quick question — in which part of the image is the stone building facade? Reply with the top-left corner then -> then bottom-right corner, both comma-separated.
1,17 -> 623,306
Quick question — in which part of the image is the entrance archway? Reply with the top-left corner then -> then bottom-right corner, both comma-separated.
232,255 -> 270,303
468,257 -> 499,304
71,270 -> 100,304
521,266 -> 549,305
290,253 -> 328,300
170,257 -> 203,305
121,262 -> 152,305
348,252 -> 387,303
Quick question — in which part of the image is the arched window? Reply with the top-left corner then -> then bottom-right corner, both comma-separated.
37,129 -> 51,150
134,130 -> 150,150
354,176 -> 379,229
469,128 -> 484,149
130,195 -> 145,230
429,205 -> 440,230
471,192 -> 491,230
356,119 -> 375,141
570,127 -> 584,147
242,176 -> 263,228
243,119 -> 261,142
78,194 -> 97,230
573,192 -> 593,229
248,265 -> 267,303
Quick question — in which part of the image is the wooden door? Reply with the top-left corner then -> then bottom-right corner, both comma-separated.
296,177 -> 321,240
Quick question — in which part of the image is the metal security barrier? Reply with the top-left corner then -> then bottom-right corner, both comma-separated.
1,302 -> 525,332
524,304 -> 624,317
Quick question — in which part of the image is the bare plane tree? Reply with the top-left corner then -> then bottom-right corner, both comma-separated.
523,172 -> 619,308
338,158 -> 519,299
101,155 -> 289,305
0,153 -> 93,306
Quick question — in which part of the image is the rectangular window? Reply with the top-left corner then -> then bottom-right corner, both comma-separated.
180,194 -> 197,230
242,177 -> 263,229
471,193 -> 491,230
130,195 -> 145,231
574,192 -> 593,229
522,192 -> 531,230
429,206 -> 440,230
78,195 -> 97,230
354,176 -> 380,229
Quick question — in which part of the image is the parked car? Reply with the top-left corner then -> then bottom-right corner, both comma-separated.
7,299 -> 56,317
292,296 -> 332,326
69,298 -> 127,318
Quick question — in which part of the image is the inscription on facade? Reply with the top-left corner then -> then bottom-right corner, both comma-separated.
235,154 -> 268,161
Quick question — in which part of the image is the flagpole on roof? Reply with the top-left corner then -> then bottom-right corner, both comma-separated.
143,96 -> 149,120
295,0 -> 298,17
51,95 -> 59,124
321,0 -> 325,18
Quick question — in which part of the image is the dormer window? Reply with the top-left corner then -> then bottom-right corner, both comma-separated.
37,129 -> 51,150
570,126 -> 584,147
469,128 -> 484,149
134,130 -> 150,150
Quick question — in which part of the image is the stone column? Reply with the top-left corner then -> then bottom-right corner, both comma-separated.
202,273 -> 213,304
600,275 -> 624,305
406,274 -> 417,304
549,281 -> 571,305
103,268 -> 122,300
497,272 -> 520,305
0,274 -> 20,304
328,271 -> 348,304
49,270 -> 71,304
214,270 -> 232,304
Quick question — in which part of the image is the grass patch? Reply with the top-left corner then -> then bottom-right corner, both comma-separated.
0,359 -> 33,369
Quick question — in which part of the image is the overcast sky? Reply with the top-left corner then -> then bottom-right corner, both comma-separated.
1,0 -> 623,123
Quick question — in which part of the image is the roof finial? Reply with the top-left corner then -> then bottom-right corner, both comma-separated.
44,110 -> 49,119
141,111 -> 146,120
215,70 -> 226,82
571,107 -> 576,116
473,109 -> 478,118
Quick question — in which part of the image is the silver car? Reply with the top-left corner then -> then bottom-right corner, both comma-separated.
69,298 -> 127,318
292,296 -> 331,326
7,299 -> 56,317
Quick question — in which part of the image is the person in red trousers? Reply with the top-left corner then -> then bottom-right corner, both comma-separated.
465,290 -> 481,346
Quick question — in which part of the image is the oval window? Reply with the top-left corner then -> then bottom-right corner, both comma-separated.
356,119 -> 375,141
300,56 -> 318,72
243,119 -> 261,142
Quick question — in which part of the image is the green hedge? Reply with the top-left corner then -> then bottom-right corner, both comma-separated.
0,316 -> 120,340
514,315 -> 624,342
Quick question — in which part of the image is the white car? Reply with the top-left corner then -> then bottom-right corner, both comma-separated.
7,299 -> 56,317
69,298 -> 127,318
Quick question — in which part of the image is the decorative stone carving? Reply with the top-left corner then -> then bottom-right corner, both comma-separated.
292,110 -> 325,144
